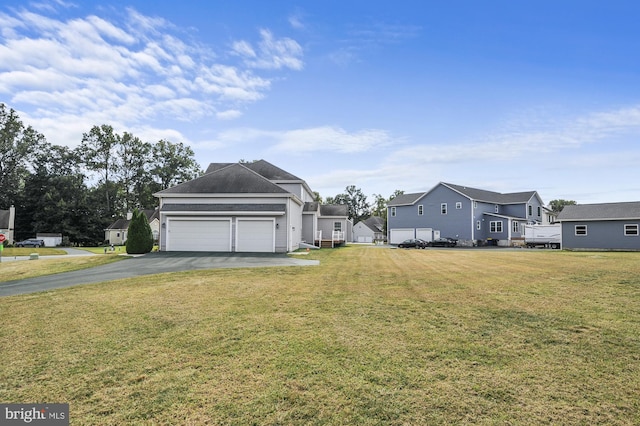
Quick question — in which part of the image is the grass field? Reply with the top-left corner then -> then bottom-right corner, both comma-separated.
1,246 -> 639,425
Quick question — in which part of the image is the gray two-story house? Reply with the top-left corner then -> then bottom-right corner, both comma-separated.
387,182 -> 547,246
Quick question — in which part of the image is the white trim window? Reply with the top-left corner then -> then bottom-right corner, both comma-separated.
490,221 -> 503,233
441,203 -> 447,215
537,206 -> 541,217
390,207 -> 396,217
495,204 -> 499,213
418,205 -> 424,216
528,205 -> 533,216
456,202 -> 462,209
575,225 -> 587,236
512,221 -> 519,233
334,222 -> 342,231
473,201 -> 478,209
624,224 -> 639,236
476,220 -> 481,230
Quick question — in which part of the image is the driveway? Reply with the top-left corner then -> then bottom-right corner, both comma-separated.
0,252 -> 319,297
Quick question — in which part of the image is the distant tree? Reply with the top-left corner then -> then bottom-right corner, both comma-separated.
372,190 -> 404,218
312,191 -> 322,202
80,125 -> 119,215
0,103 -> 46,208
16,143 -> 92,242
548,199 -> 577,213
117,132 -> 152,212
126,209 -> 153,254
327,185 -> 371,222
150,139 -> 201,189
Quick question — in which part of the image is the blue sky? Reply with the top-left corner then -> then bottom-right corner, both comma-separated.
1,1 -> 640,204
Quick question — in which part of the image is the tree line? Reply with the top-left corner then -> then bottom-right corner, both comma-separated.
1,103 -> 201,245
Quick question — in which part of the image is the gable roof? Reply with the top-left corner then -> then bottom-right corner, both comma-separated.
557,202 -> 640,221
388,192 -> 427,206
320,204 -> 348,217
155,163 -> 290,195
205,160 -> 302,182
357,216 -> 385,232
441,183 -> 538,205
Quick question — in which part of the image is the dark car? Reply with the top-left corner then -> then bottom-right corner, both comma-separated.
398,238 -> 428,249
429,237 -> 458,247
16,238 -> 45,248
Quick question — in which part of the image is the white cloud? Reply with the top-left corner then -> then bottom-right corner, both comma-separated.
0,6 -> 304,148
232,29 -> 303,71
216,109 -> 243,120
274,126 -> 394,153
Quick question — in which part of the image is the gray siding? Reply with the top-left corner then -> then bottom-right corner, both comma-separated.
562,220 -> 640,250
388,186 -> 474,240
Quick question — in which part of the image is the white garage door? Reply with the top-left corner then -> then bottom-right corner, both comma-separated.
237,219 -> 274,252
168,219 -> 231,252
390,228 -> 415,245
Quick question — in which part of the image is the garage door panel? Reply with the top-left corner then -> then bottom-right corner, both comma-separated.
169,219 -> 230,252
390,228 -> 415,245
237,219 -> 274,252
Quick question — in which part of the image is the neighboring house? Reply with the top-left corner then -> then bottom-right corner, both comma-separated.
0,205 -> 15,244
353,216 -> 385,243
105,208 -> 160,245
387,182 -> 547,246
557,202 -> 640,251
36,233 -> 63,247
153,160 -> 352,253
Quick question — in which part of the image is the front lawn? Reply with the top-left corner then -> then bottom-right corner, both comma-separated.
0,246 -> 639,424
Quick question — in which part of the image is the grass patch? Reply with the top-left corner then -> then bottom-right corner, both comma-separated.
0,256 -> 126,283
2,247 -> 67,257
1,246 -> 639,424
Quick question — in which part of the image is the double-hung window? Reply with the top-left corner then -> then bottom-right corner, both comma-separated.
441,203 -> 447,215
575,225 -> 587,236
512,221 -> 519,233
390,207 -> 396,217
418,205 -> 423,216
490,221 -> 502,233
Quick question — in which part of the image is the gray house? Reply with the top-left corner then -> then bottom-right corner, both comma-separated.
557,202 -> 640,250
154,160 -> 351,253
353,216 -> 385,243
387,182 -> 547,246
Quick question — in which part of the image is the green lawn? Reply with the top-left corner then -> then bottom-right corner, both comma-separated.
1,246 -> 639,425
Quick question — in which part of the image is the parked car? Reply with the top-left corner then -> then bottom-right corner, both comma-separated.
398,238 -> 428,249
16,238 -> 45,248
429,237 -> 458,247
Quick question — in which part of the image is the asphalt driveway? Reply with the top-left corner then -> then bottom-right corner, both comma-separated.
0,252 -> 319,297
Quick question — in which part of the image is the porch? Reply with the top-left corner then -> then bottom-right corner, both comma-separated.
314,230 -> 346,248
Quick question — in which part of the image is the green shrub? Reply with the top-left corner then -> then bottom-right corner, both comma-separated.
125,209 -> 153,254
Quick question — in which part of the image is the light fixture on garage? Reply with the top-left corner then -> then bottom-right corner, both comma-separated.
275,223 -> 279,229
